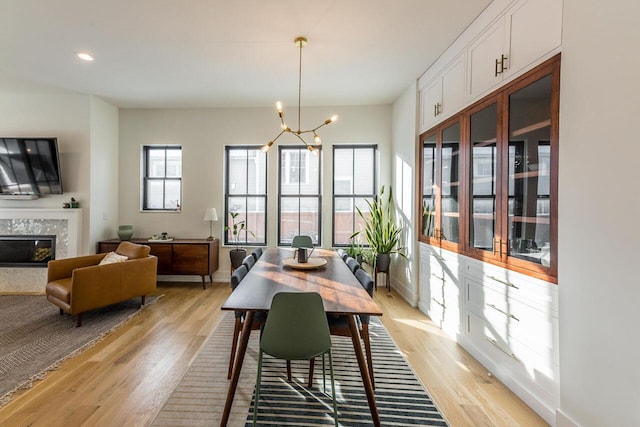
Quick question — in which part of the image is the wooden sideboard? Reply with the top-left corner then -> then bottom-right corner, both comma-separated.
97,238 -> 219,289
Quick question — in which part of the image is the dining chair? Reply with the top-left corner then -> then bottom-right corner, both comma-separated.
309,268 -> 376,390
336,248 -> 348,262
228,265 -> 266,379
253,292 -> 338,426
251,247 -> 263,262
242,254 -> 256,271
345,256 -> 360,274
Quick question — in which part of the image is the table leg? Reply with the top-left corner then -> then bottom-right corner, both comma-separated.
347,315 -> 380,426
221,310 -> 254,427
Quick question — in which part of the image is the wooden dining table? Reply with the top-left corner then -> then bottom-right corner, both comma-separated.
220,247 -> 383,426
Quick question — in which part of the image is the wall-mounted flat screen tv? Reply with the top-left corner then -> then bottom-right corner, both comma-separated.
0,138 -> 63,195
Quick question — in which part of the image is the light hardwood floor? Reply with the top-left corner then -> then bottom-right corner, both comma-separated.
0,282 -> 547,426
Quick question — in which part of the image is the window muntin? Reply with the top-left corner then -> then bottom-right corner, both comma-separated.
142,146 -> 182,211
333,145 -> 377,246
278,146 -> 321,246
224,146 -> 267,246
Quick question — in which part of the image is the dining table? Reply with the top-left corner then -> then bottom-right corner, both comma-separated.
220,247 -> 383,426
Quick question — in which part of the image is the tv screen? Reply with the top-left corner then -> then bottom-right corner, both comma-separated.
0,138 -> 63,195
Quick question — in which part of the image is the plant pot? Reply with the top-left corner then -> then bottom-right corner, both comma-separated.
229,248 -> 247,270
375,253 -> 391,273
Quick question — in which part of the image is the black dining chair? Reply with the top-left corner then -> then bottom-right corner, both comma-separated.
345,256 -> 360,274
251,247 -> 263,262
242,254 -> 256,271
336,248 -> 348,262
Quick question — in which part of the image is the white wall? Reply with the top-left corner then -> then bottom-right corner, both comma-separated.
118,105 -> 392,277
89,96 -> 119,247
0,93 -> 93,253
391,82 -> 419,305
558,1 -> 640,426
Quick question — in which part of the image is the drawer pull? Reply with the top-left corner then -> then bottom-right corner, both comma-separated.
431,273 -> 445,281
487,304 -> 520,321
486,337 -> 519,361
431,297 -> 445,308
487,275 -> 519,289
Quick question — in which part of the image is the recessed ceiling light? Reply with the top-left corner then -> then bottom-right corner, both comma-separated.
77,52 -> 94,62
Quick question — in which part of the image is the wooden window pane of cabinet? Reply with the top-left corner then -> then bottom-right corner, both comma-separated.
469,103 -> 498,254
421,134 -> 437,239
507,74 -> 552,267
441,122 -> 461,244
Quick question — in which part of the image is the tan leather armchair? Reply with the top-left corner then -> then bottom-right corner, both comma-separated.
46,241 -> 158,326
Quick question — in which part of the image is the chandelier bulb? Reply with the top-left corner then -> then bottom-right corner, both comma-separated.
313,133 -> 321,144
261,141 -> 274,153
276,101 -> 283,113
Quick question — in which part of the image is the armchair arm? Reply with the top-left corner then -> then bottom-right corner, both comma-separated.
47,254 -> 106,283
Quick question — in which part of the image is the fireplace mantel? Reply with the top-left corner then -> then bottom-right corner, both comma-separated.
0,208 -> 83,292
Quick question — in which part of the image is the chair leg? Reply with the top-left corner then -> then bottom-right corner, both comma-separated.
322,353 -> 326,394
386,271 -> 391,292
141,295 -> 146,306
253,350 -> 263,426
228,318 -> 242,379
328,350 -> 338,427
286,360 -> 292,381
76,313 -> 83,327
361,324 -> 375,390
308,357 -> 315,388
59,308 -> 63,315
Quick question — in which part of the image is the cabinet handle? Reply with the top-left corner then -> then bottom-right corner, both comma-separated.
486,337 -> 519,361
487,275 -> 519,289
431,273 -> 445,281
431,253 -> 445,261
434,104 -> 438,117
436,102 -> 442,115
495,58 -> 500,76
487,303 -> 520,321
431,297 -> 445,308
495,54 -> 508,76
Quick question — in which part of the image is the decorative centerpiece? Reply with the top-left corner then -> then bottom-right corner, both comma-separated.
118,225 -> 134,241
225,212 -> 253,270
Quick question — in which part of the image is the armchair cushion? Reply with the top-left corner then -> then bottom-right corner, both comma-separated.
115,241 -> 150,259
98,251 -> 128,265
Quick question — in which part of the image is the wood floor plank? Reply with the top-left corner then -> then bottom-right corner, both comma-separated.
0,281 -> 547,426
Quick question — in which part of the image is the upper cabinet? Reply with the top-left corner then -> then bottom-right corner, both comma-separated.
467,0 -> 562,101
419,53 -> 465,133
419,0 -> 562,133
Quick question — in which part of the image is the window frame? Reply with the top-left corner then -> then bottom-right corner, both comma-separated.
141,145 -> 182,211
331,144 -> 378,247
223,145 -> 268,247
277,145 -> 322,247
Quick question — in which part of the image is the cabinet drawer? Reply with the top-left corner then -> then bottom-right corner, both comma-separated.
172,244 -> 209,275
465,277 -> 558,364
148,244 -> 173,274
465,311 -> 558,380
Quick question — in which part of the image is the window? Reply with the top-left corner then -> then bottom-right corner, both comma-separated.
332,145 -> 377,246
224,146 -> 267,246
278,146 -> 321,246
142,145 -> 182,211
419,55 -> 559,282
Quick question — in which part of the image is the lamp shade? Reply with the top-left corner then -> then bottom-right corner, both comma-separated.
204,208 -> 218,221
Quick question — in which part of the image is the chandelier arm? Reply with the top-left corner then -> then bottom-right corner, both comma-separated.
293,132 -> 311,147
272,129 -> 286,143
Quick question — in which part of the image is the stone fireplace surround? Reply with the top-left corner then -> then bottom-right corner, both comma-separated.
0,208 -> 82,293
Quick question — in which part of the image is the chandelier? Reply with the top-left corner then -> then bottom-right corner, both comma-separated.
261,37 -> 337,154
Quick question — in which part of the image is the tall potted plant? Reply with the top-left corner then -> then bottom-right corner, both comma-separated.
225,211 -> 251,270
352,185 -> 407,276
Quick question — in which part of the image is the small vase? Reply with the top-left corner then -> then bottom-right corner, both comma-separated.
118,225 -> 134,241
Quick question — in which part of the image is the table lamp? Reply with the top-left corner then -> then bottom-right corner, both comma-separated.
204,208 -> 219,240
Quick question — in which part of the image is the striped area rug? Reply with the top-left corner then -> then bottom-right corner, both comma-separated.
152,313 -> 448,426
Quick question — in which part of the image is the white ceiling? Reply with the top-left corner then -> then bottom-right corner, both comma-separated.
0,0 -> 491,108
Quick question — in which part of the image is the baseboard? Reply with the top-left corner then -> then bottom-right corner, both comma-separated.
389,276 -> 417,306
556,409 -> 580,427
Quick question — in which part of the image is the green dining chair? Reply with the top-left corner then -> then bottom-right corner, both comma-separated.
253,292 -> 338,426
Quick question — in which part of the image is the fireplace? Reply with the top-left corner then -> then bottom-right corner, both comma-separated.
0,235 -> 56,267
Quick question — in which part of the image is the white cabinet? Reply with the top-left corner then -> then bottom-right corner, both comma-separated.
466,0 -> 562,101
418,244 -> 462,338
419,53 -> 465,133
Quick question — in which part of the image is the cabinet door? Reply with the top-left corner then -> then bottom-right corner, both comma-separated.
173,244 -> 209,275
467,18 -> 506,101
503,0 -> 562,79
419,77 -> 442,133
148,244 -> 173,274
441,53 -> 465,119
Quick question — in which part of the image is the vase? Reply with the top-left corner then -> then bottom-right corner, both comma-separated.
118,225 -> 134,241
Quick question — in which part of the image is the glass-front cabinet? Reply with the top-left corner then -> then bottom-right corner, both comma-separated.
419,55 -> 559,282
420,119 -> 462,252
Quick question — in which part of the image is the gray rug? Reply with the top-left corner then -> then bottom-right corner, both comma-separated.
0,294 -> 156,407
152,313 -> 449,426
